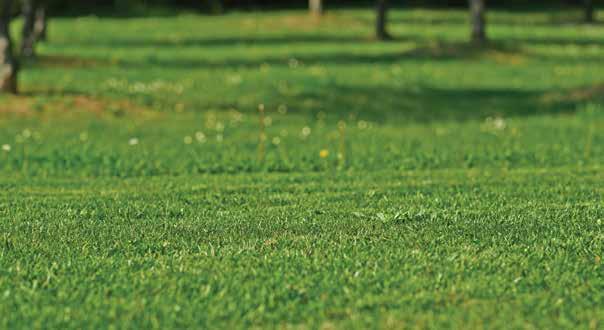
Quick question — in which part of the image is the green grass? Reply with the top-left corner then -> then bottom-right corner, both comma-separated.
0,7 -> 603,329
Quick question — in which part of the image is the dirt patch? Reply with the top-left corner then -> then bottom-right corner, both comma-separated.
0,96 -> 32,114
66,95 -> 152,116
0,94 -> 150,116
32,55 -> 116,69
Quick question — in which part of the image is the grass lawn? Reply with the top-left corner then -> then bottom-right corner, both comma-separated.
0,6 -> 603,329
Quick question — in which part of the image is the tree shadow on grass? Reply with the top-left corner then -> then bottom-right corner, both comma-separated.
506,36 -> 604,47
113,40 -> 525,69
55,34 -> 390,49
57,30 -> 604,51
388,15 -> 602,27
24,55 -> 114,69
34,37 -> 603,73
13,81 -> 600,123
26,40 -> 603,123
266,84 -> 599,123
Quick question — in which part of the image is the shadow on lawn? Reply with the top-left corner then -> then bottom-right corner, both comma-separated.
64,33 -> 604,50
388,16 -> 601,27
506,36 -> 604,47
38,36 -> 604,73
55,34 -> 388,48
112,40 -> 526,69
386,5 -> 601,26
262,84 -> 597,123
118,37 -> 604,68
192,78 -> 600,123
29,40 -> 603,123
25,55 -> 114,69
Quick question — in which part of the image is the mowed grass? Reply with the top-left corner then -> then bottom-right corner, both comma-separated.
0,6 -> 603,329
1,169 -> 602,328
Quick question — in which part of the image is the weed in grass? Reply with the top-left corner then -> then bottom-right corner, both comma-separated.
257,103 -> 267,165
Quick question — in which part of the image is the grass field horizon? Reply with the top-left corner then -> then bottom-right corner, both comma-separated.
0,6 -> 603,329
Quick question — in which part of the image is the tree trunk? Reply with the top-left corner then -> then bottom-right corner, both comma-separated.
585,0 -> 595,23
34,5 -> 47,41
469,0 -> 486,44
309,0 -> 323,16
21,0 -> 36,57
376,0 -> 391,40
0,0 -> 18,94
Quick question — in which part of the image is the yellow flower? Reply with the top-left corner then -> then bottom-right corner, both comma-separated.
319,149 -> 329,158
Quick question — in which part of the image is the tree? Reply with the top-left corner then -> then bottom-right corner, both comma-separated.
469,0 -> 486,44
584,0 -> 595,23
21,0 -> 36,57
1,0 -> 18,93
34,4 -> 47,41
309,0 -> 322,16
21,0 -> 48,57
376,0 -> 391,40
207,0 -> 225,15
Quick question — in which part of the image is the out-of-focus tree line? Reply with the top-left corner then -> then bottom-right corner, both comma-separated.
35,0 -> 595,11
2,0 -> 47,94
0,0 -> 600,94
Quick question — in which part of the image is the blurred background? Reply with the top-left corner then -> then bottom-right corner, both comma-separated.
0,0 -> 602,176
